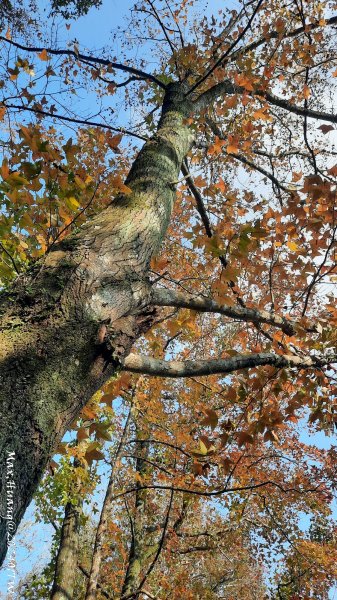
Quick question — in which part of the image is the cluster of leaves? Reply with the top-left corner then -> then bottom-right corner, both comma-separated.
0,123 -> 130,284
49,0 -> 102,19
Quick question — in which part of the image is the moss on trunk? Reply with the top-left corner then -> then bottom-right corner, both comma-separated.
0,83 -> 194,565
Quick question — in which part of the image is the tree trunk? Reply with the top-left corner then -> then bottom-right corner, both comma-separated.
0,82 -> 194,565
85,406 -> 132,600
51,501 -> 82,600
121,434 -> 149,599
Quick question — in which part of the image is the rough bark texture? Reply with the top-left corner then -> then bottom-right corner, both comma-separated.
0,83 -> 194,565
121,432 -> 150,600
51,501 -> 81,600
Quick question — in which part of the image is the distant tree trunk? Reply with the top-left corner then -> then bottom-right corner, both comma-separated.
0,82 -> 194,565
51,500 -> 82,600
85,406 -> 132,600
121,435 -> 150,599
120,416 -> 171,600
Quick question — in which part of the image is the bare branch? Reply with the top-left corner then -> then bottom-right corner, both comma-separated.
112,479 -> 323,501
152,287 -> 298,335
181,159 -> 213,238
122,351 -> 337,378
3,102 -> 147,141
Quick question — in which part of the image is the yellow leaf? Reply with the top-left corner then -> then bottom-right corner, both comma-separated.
65,196 -> 80,211
74,175 -> 86,189
199,440 -> 208,455
287,241 -> 299,252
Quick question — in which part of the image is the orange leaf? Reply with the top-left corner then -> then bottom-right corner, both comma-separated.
234,73 -> 254,91
226,143 -> 239,154
38,49 -> 50,61
82,406 -> 97,420
292,171 -> 303,182
107,133 -> 123,150
77,427 -> 89,442
303,84 -> 310,99
85,449 -> 105,463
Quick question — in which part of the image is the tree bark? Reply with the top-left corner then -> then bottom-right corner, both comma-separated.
85,407 -> 132,600
0,82 -> 194,565
51,501 -> 82,600
121,431 -> 150,599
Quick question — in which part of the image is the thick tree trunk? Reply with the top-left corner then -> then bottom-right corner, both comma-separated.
0,83 -> 193,565
51,500 -> 82,600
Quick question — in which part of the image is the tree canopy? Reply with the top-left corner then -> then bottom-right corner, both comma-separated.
0,0 -> 337,598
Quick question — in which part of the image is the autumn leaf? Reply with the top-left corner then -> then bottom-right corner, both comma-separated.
226,135 -> 239,154
287,240 -> 300,252
318,124 -> 335,134
77,427 -> 89,442
201,408 -> 218,430
303,84 -> 311,99
38,49 -> 50,61
85,448 -> 105,464
237,431 -> 254,446
107,133 -> 123,151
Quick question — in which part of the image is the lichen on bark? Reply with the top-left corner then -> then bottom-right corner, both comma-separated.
0,82 -> 194,565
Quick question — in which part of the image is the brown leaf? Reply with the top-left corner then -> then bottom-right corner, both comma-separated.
201,408 -> 218,430
318,124 -> 335,134
237,431 -> 254,446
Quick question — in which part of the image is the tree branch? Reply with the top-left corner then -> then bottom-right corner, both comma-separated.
112,479 -> 323,501
205,116 -> 291,193
195,80 -> 337,123
187,0 -> 264,95
152,287 -> 298,335
226,14 -> 337,67
181,160 -> 213,238
0,36 -> 166,89
2,102 -> 147,141
122,351 -> 336,378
